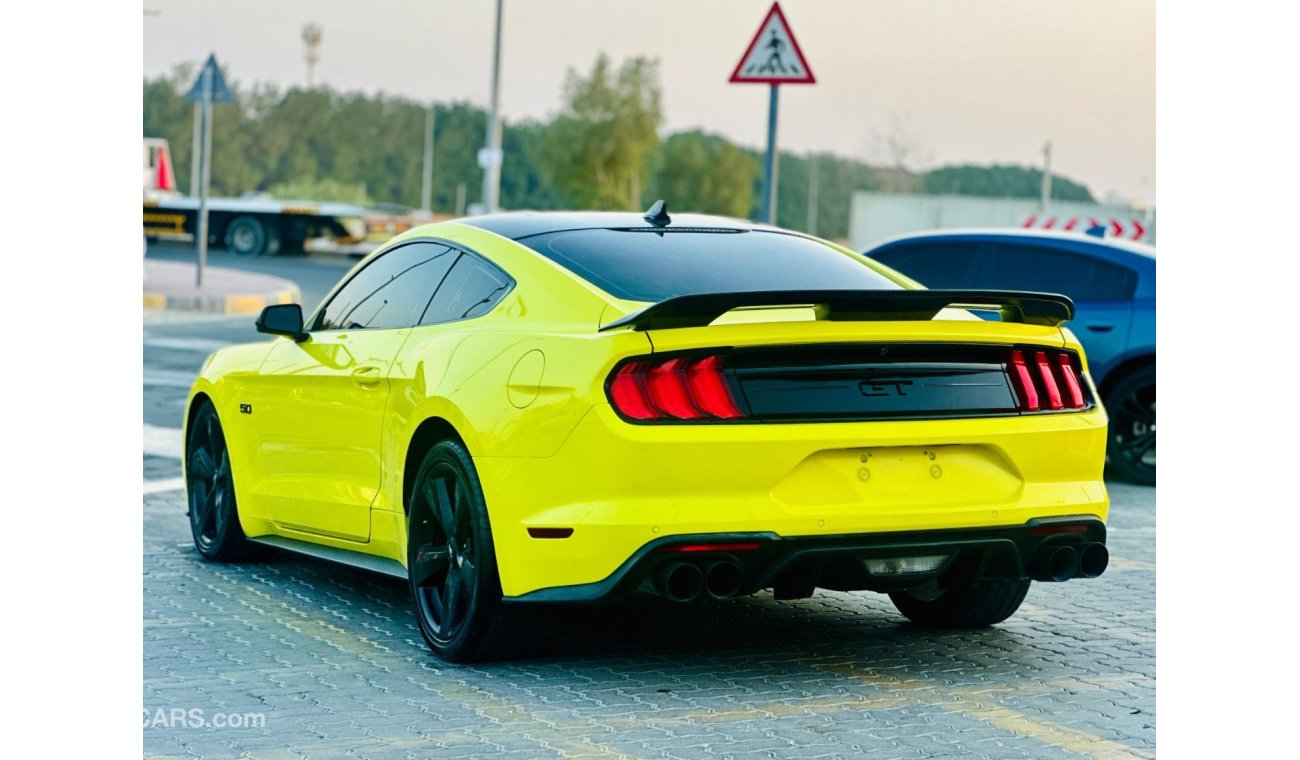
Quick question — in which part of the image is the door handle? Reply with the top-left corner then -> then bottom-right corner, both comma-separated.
351,365 -> 383,386
1085,322 -> 1114,333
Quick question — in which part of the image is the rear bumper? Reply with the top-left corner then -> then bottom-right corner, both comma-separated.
479,404 -> 1109,598
507,516 -> 1108,603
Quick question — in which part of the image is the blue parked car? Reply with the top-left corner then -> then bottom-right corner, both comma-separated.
864,229 -> 1155,485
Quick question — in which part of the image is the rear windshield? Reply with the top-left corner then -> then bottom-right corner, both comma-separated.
517,228 -> 902,302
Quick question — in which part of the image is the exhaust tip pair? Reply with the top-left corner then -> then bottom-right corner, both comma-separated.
1030,542 -> 1109,582
658,560 -> 743,602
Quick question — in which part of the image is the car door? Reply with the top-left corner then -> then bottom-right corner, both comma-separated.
976,242 -> 1137,378
249,241 -> 458,541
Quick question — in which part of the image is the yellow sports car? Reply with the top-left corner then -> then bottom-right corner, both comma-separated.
185,204 -> 1110,662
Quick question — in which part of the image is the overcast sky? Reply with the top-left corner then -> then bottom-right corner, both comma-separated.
143,0 -> 1155,205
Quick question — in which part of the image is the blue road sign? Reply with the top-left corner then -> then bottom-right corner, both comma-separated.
185,54 -> 235,104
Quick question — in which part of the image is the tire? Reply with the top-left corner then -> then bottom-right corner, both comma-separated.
889,579 -> 1030,628
224,215 -> 280,256
407,440 -> 536,662
186,400 -> 251,561
1104,366 -> 1156,486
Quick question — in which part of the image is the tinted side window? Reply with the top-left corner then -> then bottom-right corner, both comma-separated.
870,243 -> 983,288
315,242 -> 456,330
420,253 -> 513,325
980,244 -> 1137,302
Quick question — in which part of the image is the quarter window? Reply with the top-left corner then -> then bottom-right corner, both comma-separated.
420,253 -> 514,325
314,242 -> 456,330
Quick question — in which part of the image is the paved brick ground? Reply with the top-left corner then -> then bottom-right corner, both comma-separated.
144,453 -> 1154,760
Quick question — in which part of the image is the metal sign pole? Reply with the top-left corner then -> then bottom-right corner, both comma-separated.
481,0 -> 504,213
760,84 -> 780,224
190,102 -> 202,197
195,66 -> 212,288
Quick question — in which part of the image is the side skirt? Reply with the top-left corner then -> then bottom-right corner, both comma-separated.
249,535 -> 408,580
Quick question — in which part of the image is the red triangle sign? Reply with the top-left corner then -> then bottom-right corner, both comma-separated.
730,3 -> 816,85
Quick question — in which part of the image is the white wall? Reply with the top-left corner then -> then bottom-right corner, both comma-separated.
849,192 -> 1156,251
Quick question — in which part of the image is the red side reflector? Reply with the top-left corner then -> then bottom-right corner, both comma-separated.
527,527 -> 574,539
655,542 -> 762,553
645,357 -> 705,419
1055,354 -> 1085,409
1028,524 -> 1089,536
1034,351 -> 1064,410
609,362 -> 660,420
1009,350 -> 1039,411
685,355 -> 743,419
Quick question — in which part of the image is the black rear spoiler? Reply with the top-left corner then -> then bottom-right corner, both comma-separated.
599,289 -> 1074,332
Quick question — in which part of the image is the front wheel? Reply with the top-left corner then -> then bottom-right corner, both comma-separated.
407,440 -> 536,662
1104,366 -> 1156,486
186,400 -> 251,561
889,579 -> 1029,628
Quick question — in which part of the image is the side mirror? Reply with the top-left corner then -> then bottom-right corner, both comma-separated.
255,303 -> 308,342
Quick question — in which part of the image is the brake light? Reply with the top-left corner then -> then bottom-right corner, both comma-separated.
609,362 -> 660,420
1009,348 -> 1088,412
1056,354 -> 1085,408
1034,351 -> 1064,410
685,355 -> 743,419
608,354 -> 746,422
645,357 -> 705,419
1009,350 -> 1039,411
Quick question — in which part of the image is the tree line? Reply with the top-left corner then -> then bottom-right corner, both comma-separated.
144,55 -> 1095,241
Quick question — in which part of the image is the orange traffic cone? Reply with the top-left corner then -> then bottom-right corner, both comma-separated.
155,146 -> 174,192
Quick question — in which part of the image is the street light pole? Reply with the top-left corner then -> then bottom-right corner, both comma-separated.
481,0 -> 504,213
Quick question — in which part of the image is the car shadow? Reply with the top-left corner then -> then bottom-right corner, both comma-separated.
245,546 -> 1035,671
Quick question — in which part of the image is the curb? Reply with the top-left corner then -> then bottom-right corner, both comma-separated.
142,285 -> 301,315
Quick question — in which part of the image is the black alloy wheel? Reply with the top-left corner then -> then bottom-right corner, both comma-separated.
406,441 -> 536,662
410,465 -> 480,644
1105,367 -> 1156,486
186,400 -> 249,560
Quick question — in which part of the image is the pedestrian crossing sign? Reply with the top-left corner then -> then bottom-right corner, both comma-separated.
729,3 -> 816,85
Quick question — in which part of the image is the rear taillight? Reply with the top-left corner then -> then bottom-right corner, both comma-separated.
608,354 -> 744,422
1009,348 -> 1088,412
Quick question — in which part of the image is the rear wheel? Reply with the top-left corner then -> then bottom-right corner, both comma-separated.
186,400 -> 250,561
407,441 -> 535,662
225,215 -> 280,256
889,579 -> 1029,628
1105,366 -> 1156,486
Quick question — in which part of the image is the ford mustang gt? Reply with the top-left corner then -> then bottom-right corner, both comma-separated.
185,205 -> 1110,662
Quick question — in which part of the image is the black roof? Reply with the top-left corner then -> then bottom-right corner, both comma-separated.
459,211 -> 772,240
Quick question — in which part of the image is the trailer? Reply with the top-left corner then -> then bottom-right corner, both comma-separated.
143,138 -> 372,256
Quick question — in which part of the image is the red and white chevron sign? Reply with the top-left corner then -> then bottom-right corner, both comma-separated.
1022,214 -> 1148,241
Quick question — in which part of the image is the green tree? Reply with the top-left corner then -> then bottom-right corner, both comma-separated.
647,131 -> 757,218
922,164 -> 1094,202
542,54 -> 663,210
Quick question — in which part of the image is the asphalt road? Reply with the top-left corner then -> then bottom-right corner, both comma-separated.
143,247 -> 1156,759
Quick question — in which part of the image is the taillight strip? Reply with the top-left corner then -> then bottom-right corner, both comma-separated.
1055,354 -> 1086,409
1009,350 -> 1040,411
609,362 -> 660,420
1034,351 -> 1064,410
645,357 -> 706,419
685,355 -> 743,419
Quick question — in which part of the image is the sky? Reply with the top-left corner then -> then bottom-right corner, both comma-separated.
143,0 -> 1155,206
